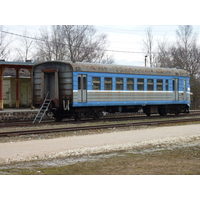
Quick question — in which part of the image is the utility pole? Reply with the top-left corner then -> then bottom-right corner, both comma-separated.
145,55 -> 148,67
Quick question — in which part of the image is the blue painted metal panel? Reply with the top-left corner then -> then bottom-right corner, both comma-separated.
73,71 -> 189,91
73,71 -> 190,108
73,100 -> 190,107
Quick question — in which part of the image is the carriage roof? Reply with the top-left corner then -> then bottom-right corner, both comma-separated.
34,61 -> 189,77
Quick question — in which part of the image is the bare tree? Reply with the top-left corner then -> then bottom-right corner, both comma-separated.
51,25 -> 67,61
171,25 -> 200,109
0,26 -> 12,60
14,30 -> 34,61
154,25 -> 200,109
155,25 -> 200,74
34,25 -> 114,64
63,25 -> 109,63
173,25 -> 200,76
154,37 -> 172,68
176,25 -> 197,50
142,27 -> 155,67
34,26 -> 54,61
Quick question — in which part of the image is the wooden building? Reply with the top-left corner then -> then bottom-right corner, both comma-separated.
0,61 -> 35,110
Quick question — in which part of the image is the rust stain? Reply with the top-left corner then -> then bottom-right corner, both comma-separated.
33,61 -> 189,110
42,69 -> 58,73
35,61 -> 189,77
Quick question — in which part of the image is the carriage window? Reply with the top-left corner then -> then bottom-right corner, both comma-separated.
104,77 -> 112,90
147,79 -> 154,91
116,78 -> 123,90
127,78 -> 134,90
137,79 -> 144,90
78,76 -> 81,90
92,77 -> 101,90
83,76 -> 87,90
157,79 -> 163,91
166,80 -> 169,91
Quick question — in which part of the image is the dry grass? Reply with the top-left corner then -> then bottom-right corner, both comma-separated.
1,141 -> 199,175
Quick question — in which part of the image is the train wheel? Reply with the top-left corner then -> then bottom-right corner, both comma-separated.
74,113 -> 81,121
146,112 -> 151,117
174,107 -> 180,116
55,116 -> 63,122
159,108 -> 167,116
92,110 -> 101,120
93,114 -> 99,120
175,110 -> 180,116
143,107 -> 151,117
46,111 -> 54,118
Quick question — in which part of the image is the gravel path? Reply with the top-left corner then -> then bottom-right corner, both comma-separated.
0,124 -> 200,164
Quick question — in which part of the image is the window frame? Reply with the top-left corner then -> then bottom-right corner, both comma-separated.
137,78 -> 144,91
104,77 -> 112,90
92,77 -> 101,90
157,79 -> 163,91
127,78 -> 134,90
165,79 -> 169,91
147,79 -> 154,91
116,77 -> 123,90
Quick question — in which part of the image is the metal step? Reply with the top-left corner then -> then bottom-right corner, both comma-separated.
33,92 -> 52,123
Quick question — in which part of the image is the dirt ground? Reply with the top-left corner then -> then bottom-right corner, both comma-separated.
0,123 -> 200,165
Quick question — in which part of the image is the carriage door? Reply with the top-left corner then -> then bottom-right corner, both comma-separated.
183,79 -> 187,100
78,74 -> 87,102
44,73 -> 55,99
173,78 -> 179,101
42,69 -> 59,106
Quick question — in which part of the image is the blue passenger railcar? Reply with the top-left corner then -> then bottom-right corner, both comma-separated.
32,61 -> 190,121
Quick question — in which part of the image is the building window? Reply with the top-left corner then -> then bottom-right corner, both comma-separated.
104,77 -> 112,90
92,77 -> 101,90
137,78 -> 144,91
147,79 -> 154,91
157,79 -> 163,91
116,78 -> 123,90
166,80 -> 169,91
127,78 -> 134,90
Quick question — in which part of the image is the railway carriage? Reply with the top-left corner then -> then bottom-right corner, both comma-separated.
32,61 -> 190,121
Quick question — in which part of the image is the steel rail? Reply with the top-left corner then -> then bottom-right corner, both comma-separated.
0,117 -> 200,137
1,111 -> 200,129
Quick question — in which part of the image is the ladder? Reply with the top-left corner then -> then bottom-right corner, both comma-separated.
33,92 -> 51,123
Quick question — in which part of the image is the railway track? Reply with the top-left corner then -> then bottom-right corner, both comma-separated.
1,116 -> 200,137
1,110 -> 200,129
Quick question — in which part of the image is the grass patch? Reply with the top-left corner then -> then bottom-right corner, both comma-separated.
1,142 -> 199,175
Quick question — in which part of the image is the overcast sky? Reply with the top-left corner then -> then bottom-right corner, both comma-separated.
95,25 -> 200,66
3,25 -> 200,66
1,0 -> 200,66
